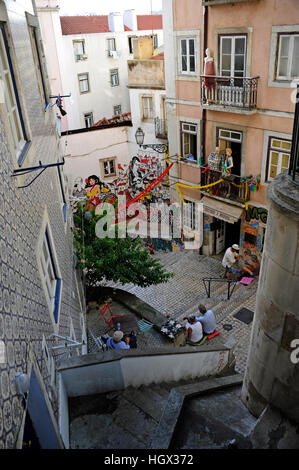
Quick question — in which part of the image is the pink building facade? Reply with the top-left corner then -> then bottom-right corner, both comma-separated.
164,0 -> 297,259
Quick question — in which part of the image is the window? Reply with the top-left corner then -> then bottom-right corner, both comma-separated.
78,73 -> 89,93
181,123 -> 197,161
152,34 -> 158,50
110,69 -> 119,87
113,105 -> 121,115
57,166 -> 68,222
29,25 -> 49,111
220,35 -> 246,78
73,40 -> 86,61
102,158 -> 116,177
84,112 -> 93,128
40,228 -> 62,324
142,96 -> 154,120
0,22 -> 31,165
128,36 -> 137,54
183,200 -> 197,230
277,34 -> 299,80
107,38 -> 116,52
180,38 -> 196,74
267,137 -> 291,181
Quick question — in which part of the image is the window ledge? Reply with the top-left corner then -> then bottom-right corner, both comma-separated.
17,140 -> 32,167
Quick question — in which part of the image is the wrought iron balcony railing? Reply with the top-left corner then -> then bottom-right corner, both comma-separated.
289,85 -> 299,185
200,75 -> 259,111
155,117 -> 167,139
200,166 -> 250,205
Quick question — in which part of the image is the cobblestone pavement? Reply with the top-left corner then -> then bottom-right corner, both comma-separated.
104,250 -> 258,374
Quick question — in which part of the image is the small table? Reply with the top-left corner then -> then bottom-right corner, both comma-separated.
112,314 -> 140,335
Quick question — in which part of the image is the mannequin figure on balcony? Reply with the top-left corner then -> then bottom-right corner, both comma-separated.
203,48 -> 215,103
208,146 -> 223,171
222,148 -> 234,198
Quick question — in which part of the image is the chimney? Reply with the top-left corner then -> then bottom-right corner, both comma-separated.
123,9 -> 137,31
108,12 -> 124,32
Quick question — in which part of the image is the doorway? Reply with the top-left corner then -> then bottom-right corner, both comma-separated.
218,129 -> 242,176
225,218 -> 241,250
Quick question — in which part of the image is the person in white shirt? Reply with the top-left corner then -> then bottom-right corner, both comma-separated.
185,315 -> 204,345
222,244 -> 241,279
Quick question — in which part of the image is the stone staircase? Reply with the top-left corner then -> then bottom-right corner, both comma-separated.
69,374 -> 257,449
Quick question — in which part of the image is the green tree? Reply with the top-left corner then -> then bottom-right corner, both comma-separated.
73,205 -> 173,288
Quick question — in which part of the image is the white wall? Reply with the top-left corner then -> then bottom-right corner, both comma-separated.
128,87 -> 167,157
61,29 -> 164,130
61,125 -> 131,186
59,348 -> 230,397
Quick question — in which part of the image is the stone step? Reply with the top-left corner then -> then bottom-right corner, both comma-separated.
112,396 -> 158,446
122,386 -> 168,422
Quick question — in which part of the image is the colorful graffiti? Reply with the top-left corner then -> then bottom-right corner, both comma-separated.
71,154 -> 172,218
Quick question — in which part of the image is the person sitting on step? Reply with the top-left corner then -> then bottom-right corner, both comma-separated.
184,315 -> 205,345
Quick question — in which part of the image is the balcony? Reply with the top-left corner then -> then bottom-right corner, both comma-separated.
155,117 -> 167,139
200,166 -> 250,206
202,0 -> 260,5
200,75 -> 259,114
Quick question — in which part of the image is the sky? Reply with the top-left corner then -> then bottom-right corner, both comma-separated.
59,0 -> 163,16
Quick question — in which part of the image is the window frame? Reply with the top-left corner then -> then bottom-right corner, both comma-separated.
183,199 -> 197,231
180,122 -> 198,162
219,34 -> 247,78
113,104 -> 122,115
107,37 -> 116,53
84,111 -> 93,128
38,222 -> 62,326
101,157 -> 117,178
110,68 -> 119,87
141,94 -> 154,121
0,21 -> 31,166
266,136 -> 292,182
73,39 -> 86,61
78,72 -> 90,94
276,33 -> 299,81
180,37 -> 196,75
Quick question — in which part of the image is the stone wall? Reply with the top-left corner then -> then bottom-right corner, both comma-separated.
0,0 -> 84,448
241,172 -> 299,422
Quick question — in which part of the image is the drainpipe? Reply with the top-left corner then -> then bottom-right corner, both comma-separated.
201,5 -> 208,164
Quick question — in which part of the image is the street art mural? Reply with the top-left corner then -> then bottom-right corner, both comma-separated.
239,205 -> 268,275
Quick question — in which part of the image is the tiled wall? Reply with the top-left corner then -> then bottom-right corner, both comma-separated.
0,0 -> 84,448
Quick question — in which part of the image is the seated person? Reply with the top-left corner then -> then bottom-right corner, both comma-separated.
107,330 -> 130,350
241,251 -> 260,277
196,304 -> 217,335
185,315 -> 205,345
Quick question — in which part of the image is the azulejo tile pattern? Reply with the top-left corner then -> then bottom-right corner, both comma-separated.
0,1 -> 84,448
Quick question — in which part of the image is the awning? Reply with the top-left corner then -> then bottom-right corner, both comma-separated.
201,196 -> 243,224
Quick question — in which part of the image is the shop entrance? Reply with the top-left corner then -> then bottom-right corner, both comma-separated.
225,218 -> 241,250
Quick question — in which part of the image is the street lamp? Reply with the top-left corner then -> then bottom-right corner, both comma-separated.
134,126 -> 168,154
135,127 -> 145,147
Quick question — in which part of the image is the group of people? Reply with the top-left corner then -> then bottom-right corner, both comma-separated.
222,244 -> 260,279
184,304 -> 217,346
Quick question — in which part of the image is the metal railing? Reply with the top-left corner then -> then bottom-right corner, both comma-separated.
202,278 -> 238,300
200,166 -> 250,205
155,117 -> 167,139
200,75 -> 259,110
289,85 -> 299,185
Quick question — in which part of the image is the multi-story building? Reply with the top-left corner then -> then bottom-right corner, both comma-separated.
0,0 -> 85,448
36,2 -> 164,131
163,0 -> 297,260
127,36 -> 168,159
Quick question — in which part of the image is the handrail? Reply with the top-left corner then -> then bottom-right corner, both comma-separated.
202,277 -> 238,300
